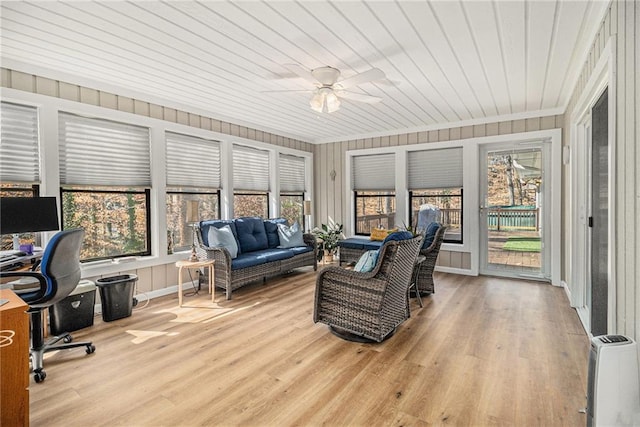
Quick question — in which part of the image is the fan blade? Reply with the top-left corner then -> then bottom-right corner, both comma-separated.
283,64 -> 319,85
335,90 -> 382,104
336,68 -> 385,89
260,89 -> 314,93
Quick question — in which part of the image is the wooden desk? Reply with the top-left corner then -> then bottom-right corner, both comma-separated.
175,259 -> 215,307
0,289 -> 30,426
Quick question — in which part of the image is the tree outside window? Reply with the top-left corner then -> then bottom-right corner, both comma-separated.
280,193 -> 303,227
166,190 -> 220,252
61,187 -> 151,261
234,192 -> 268,218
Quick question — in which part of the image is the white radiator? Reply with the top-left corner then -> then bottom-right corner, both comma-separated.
587,335 -> 640,426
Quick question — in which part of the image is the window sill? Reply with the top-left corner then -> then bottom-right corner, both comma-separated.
80,251 -> 191,278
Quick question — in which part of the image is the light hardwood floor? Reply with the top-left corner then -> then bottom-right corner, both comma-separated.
30,269 -> 589,426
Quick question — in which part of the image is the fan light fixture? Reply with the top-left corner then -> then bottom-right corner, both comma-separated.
310,87 -> 341,113
274,64 -> 385,114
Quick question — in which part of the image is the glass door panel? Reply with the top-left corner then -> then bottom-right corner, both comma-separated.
481,146 -> 545,278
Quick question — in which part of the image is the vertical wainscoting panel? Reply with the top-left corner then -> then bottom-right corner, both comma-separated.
562,0 -> 638,339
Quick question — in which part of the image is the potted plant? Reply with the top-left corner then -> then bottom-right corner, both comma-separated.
312,219 -> 344,263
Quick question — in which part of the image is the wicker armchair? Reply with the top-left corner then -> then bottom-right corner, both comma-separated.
414,225 -> 447,295
313,236 -> 422,342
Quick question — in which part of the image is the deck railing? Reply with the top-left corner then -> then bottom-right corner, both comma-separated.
356,213 -> 396,234
487,207 -> 539,231
355,207 -> 538,235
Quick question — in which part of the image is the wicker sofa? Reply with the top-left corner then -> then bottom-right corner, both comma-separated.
195,217 -> 317,300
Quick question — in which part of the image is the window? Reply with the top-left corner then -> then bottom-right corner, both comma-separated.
0,102 -> 42,249
61,187 -> 151,260
280,194 -> 304,227
165,132 -> 221,252
354,191 -> 396,235
279,154 -> 306,226
233,145 -> 270,218
352,153 -> 396,235
234,192 -> 269,218
409,188 -> 463,243
59,112 -> 151,261
408,147 -> 463,243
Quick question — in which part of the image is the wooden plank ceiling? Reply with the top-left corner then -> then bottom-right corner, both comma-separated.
0,1 -> 609,143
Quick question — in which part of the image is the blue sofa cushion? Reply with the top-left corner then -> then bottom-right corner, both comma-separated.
382,230 -> 414,244
264,218 -> 287,248
235,217 -> 269,253
199,219 -> 241,253
288,245 -> 313,255
230,248 -> 294,270
338,237 -> 383,251
422,222 -> 442,249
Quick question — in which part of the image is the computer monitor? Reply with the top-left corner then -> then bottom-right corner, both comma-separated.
0,197 -> 60,234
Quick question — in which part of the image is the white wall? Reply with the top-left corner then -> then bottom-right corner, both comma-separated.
562,0 -> 639,338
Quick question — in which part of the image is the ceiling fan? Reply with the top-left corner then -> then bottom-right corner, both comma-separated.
279,64 -> 385,113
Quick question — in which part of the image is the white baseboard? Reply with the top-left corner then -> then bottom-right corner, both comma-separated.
94,281 -> 193,314
562,280 -> 572,300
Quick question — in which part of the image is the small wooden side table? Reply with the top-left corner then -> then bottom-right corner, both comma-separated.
175,259 -> 215,307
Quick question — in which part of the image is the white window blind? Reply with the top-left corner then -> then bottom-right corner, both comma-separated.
233,144 -> 270,192
0,102 -> 40,183
279,154 -> 305,193
166,132 -> 221,189
408,147 -> 463,189
352,153 -> 395,191
59,112 -> 151,186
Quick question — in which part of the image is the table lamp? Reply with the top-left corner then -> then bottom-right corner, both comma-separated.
186,200 -> 199,262
303,200 -> 312,233
0,197 -> 60,250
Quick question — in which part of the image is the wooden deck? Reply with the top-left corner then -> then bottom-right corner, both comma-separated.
487,230 -> 541,273
29,269 -> 588,426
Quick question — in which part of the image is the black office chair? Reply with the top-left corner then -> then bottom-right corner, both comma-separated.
0,228 -> 95,383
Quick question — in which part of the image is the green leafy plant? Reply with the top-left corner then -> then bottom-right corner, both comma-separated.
312,218 -> 344,256
400,220 -> 421,237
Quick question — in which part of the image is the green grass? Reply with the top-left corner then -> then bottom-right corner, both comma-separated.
502,237 -> 541,252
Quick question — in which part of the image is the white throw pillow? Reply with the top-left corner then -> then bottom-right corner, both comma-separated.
207,225 -> 238,259
277,222 -> 305,248
354,250 -> 379,273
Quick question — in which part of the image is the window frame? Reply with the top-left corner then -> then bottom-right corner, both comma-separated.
60,187 -> 152,262
279,192 -> 305,227
353,191 -> 397,236
166,189 -> 221,252
233,191 -> 270,218
409,188 -> 463,244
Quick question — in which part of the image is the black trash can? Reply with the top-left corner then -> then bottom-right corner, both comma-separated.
95,274 -> 138,322
49,280 -> 96,335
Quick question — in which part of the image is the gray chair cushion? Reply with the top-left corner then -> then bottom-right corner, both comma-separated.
199,219 -> 240,253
